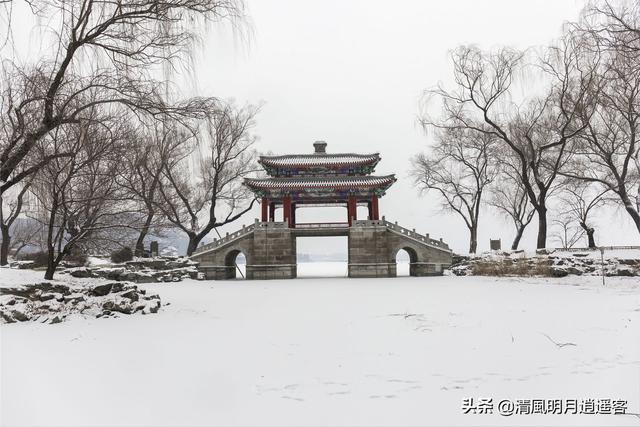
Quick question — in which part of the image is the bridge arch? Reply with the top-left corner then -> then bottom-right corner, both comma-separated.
391,245 -> 421,277
223,247 -> 248,279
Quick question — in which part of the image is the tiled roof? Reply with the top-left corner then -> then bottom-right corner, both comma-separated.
259,153 -> 380,168
244,175 -> 396,190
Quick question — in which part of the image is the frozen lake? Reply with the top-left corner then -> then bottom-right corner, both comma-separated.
1,265 -> 639,426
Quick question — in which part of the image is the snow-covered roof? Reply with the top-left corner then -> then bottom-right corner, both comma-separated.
259,153 -> 381,169
244,175 -> 396,191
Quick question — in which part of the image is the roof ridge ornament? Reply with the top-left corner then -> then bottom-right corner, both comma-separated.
313,140 -> 327,154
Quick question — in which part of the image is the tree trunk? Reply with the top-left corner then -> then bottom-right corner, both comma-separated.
468,225 -> 478,254
536,206 -> 547,249
186,233 -> 202,256
621,197 -> 640,236
511,225 -> 525,250
0,224 -> 10,266
586,229 -> 596,248
44,251 -> 57,280
44,247 -> 65,280
135,212 -> 154,257
579,222 -> 596,248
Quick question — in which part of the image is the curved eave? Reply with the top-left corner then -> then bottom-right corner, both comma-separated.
243,175 -> 397,193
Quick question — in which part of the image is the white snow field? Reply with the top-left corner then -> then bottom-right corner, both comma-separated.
2,263 -> 640,426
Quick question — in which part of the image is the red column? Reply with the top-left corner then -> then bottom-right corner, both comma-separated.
261,197 -> 268,222
347,195 -> 357,226
291,203 -> 296,228
283,196 -> 292,227
371,196 -> 379,220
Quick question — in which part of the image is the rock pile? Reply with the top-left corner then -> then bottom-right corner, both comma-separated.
0,282 -> 161,324
450,251 -> 640,277
62,257 -> 199,283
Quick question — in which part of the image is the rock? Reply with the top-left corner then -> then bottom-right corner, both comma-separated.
565,267 -> 583,275
91,283 -> 113,296
63,294 -> 85,304
69,268 -> 94,278
120,290 -> 139,302
149,301 -> 160,313
2,279 -> 161,325
616,268 -> 636,277
549,267 -> 569,278
111,302 -> 133,315
11,309 -> 30,322
0,311 -> 16,323
111,282 -> 125,293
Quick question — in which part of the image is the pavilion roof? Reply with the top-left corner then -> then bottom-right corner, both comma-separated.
244,174 -> 396,192
258,153 -> 380,169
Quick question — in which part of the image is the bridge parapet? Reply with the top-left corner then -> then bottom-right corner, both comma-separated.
192,217 -> 452,280
194,220 -> 290,255
354,217 -> 451,252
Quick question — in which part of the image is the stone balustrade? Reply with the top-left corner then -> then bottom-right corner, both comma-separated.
353,217 -> 450,251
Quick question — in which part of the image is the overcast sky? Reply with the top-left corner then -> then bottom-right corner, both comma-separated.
187,0 -> 639,255
8,0 -> 640,256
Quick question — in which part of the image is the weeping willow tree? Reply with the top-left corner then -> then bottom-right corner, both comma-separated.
422,33 -> 600,249
0,0 -> 246,263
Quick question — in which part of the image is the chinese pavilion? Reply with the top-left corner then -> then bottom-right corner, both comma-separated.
191,141 -> 452,280
244,141 -> 396,227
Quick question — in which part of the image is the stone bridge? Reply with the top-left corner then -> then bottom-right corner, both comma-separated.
190,218 -> 452,280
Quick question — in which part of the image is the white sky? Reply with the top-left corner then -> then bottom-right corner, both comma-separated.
191,0 -> 639,255
6,0 -> 640,255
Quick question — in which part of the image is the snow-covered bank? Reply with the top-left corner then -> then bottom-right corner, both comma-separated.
1,267 -> 639,426
452,248 -> 640,277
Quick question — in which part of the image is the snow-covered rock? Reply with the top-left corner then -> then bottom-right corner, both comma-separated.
61,257 -> 199,283
0,281 -> 161,324
449,249 -> 640,277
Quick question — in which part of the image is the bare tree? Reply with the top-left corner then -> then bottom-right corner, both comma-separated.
582,0 -> 640,56
30,116 -> 137,279
552,215 -> 584,249
424,33 -> 599,249
0,1 -> 244,268
488,164 -> 536,250
412,127 -> 496,254
558,180 -> 609,248
117,122 -> 189,256
8,218 -> 43,258
0,179 -> 31,264
157,102 -> 259,256
565,4 -> 640,237
0,0 -> 243,198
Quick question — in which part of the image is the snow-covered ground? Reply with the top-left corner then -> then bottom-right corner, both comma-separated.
1,264 -> 639,426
